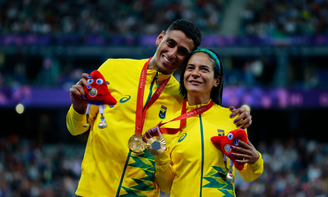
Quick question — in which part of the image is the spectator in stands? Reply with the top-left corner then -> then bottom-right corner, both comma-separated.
240,0 -> 328,36
0,0 -> 226,35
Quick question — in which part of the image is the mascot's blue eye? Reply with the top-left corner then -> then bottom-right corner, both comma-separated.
228,133 -> 233,140
96,79 -> 103,84
88,79 -> 93,84
234,140 -> 239,145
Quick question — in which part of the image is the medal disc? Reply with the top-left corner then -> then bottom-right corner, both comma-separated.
128,134 -> 146,153
146,136 -> 166,155
89,88 -> 98,97
226,172 -> 234,182
224,144 -> 231,153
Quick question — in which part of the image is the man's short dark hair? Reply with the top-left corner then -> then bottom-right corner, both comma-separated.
166,19 -> 202,51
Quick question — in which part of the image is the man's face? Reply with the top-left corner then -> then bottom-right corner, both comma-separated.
152,30 -> 195,75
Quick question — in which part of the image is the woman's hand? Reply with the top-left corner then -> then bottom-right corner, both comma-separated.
231,137 -> 259,164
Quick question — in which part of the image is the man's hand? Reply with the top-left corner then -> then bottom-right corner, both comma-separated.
229,106 -> 252,129
69,73 -> 91,114
231,137 -> 259,164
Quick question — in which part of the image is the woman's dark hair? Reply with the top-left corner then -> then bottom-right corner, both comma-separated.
179,49 -> 224,105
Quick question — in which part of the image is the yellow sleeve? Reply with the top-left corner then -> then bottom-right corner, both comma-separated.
154,134 -> 178,193
155,150 -> 174,193
66,104 -> 99,136
238,151 -> 264,182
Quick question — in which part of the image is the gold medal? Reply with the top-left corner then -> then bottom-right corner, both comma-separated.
128,134 -> 146,153
146,136 -> 166,155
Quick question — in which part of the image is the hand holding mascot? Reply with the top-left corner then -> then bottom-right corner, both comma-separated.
79,70 -> 117,129
211,129 -> 248,182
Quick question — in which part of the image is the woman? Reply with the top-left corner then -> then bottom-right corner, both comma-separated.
148,48 -> 263,196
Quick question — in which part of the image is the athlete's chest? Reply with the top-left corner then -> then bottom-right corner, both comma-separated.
171,112 -> 236,165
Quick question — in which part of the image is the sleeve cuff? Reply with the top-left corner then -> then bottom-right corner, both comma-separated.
250,151 -> 263,171
69,105 -> 86,121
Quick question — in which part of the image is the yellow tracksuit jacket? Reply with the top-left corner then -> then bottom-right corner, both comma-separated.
66,58 -> 183,197
155,101 -> 264,197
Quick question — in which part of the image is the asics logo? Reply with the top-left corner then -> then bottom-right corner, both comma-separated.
120,95 -> 131,103
178,133 -> 187,142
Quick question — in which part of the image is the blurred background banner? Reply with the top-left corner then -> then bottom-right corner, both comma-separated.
0,0 -> 328,196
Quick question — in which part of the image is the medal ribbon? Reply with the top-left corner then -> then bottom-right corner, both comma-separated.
135,58 -> 171,135
159,99 -> 214,134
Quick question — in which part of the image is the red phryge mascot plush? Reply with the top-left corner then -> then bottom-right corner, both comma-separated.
211,129 -> 248,171
82,70 -> 117,129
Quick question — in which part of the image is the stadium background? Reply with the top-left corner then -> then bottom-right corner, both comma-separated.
0,0 -> 328,196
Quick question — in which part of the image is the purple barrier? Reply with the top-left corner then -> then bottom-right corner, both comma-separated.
1,34 -> 328,46
0,86 -> 71,108
0,86 -> 327,109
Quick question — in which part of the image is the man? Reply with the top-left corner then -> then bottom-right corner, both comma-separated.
67,19 -> 252,197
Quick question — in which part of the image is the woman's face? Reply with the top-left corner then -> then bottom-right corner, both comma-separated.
183,52 -> 220,98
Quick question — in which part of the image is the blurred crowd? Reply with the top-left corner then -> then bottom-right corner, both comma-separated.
0,0 -> 227,88
223,56 -> 328,89
0,50 -> 82,89
240,0 -> 328,36
0,0 -> 328,90
0,135 -> 84,197
0,0 -> 225,35
0,135 -> 327,197
2,0 -> 328,37
0,1 -> 327,197
235,137 -> 328,197
1,50 -> 327,91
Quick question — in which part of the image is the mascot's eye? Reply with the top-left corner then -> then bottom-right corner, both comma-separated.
96,79 -> 103,84
233,140 -> 239,145
228,133 -> 233,140
88,79 -> 94,84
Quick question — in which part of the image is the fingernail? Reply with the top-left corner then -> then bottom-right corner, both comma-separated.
80,96 -> 83,99
230,114 -> 233,118
88,75 -> 91,78
236,139 -> 239,142
231,107 -> 235,111
234,119 -> 237,123
241,127 -> 244,129
237,123 -> 240,126
230,153 -> 233,155
87,85 -> 91,89
230,146 -> 233,149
